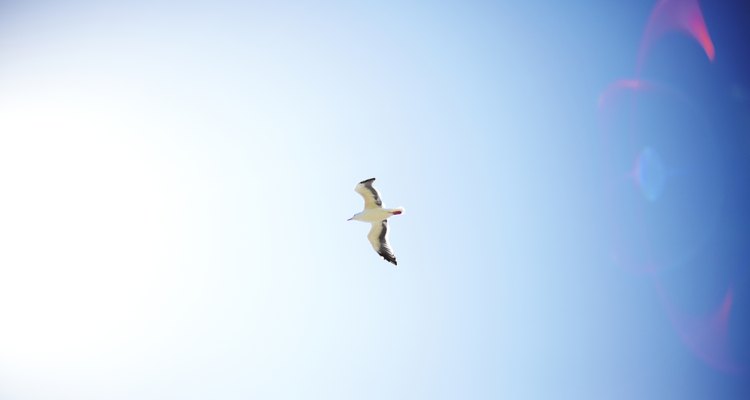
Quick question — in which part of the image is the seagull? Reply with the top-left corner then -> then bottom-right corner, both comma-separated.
348,178 -> 404,266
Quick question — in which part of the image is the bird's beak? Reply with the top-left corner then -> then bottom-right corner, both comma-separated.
347,217 -> 353,221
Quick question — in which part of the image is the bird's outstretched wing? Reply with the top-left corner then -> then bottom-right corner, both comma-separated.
367,220 -> 397,266
355,177 -> 383,209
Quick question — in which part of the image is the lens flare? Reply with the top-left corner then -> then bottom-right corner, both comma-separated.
597,79 -> 652,109
599,0 -> 748,376
599,79 -> 723,274
631,146 -> 668,202
654,280 -> 742,374
637,0 -> 715,72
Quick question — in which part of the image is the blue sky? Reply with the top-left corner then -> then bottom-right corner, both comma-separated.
1,1 -> 749,399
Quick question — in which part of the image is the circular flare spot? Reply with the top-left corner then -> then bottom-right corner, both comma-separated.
599,80 -> 724,273
633,146 -> 667,202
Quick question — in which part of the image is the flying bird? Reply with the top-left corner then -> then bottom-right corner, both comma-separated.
348,178 -> 404,266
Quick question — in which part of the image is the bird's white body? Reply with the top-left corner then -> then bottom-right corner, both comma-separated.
350,207 -> 404,224
348,178 -> 404,265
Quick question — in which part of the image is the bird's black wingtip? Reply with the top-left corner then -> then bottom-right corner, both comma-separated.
359,177 -> 376,184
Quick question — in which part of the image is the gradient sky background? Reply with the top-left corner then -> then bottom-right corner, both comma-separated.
1,0 -> 749,399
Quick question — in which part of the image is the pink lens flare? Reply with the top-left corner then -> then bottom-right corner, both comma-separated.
598,0 -> 744,375
597,79 -> 653,110
637,0 -> 715,72
654,280 -> 743,374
